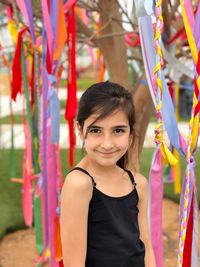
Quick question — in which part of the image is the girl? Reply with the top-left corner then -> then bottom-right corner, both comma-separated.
60,81 -> 156,267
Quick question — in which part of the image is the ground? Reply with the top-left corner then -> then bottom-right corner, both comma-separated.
0,199 -> 199,267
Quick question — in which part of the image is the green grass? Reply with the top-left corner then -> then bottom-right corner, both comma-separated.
141,148 -> 200,203
0,114 -> 24,124
0,148 -> 83,239
0,148 -> 199,240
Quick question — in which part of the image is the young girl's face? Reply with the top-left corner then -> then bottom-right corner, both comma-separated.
78,109 -> 132,168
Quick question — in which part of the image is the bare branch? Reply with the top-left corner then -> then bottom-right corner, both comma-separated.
162,0 -> 171,39
77,0 -> 98,12
0,0 -> 13,4
116,0 -> 136,31
170,0 -> 180,19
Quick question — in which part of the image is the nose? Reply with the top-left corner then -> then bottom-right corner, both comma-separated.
100,134 -> 114,150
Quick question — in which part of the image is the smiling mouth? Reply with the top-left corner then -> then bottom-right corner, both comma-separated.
96,151 -> 117,155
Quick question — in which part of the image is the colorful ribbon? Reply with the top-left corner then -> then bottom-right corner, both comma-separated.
65,3 -> 78,168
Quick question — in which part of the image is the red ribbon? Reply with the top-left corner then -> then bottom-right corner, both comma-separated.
30,55 -> 35,109
182,192 -> 194,267
167,27 -> 185,45
65,3 -> 77,167
11,27 -> 28,101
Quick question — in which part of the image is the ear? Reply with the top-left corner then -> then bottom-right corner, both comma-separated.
76,121 -> 84,141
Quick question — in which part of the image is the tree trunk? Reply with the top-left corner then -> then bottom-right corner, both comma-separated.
129,81 -> 154,172
98,0 -> 131,91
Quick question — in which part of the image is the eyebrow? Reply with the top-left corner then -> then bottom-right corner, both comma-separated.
87,125 -> 129,129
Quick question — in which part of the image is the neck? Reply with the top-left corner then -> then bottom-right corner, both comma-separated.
80,155 -> 121,177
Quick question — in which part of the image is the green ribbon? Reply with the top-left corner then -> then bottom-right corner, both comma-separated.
163,164 -> 171,182
21,45 -> 44,255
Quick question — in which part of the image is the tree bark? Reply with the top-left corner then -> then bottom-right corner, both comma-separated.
129,80 -> 154,172
97,0 -> 131,91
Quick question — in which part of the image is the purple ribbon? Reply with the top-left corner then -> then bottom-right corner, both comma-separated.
42,28 -> 49,247
24,0 -> 36,43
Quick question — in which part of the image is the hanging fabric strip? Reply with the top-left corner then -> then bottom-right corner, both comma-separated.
191,184 -> 199,267
176,3 -> 200,266
16,0 -> 28,22
50,0 -> 58,52
48,78 -> 60,143
23,0 -> 36,43
21,42 -> 36,227
42,28 -> 50,251
172,149 -> 181,194
6,6 -> 18,44
65,3 -> 77,167
33,46 -> 44,257
11,27 -> 28,101
22,120 -> 33,226
41,0 -> 54,63
149,148 -> 163,267
53,0 -> 67,61
47,121 -> 59,267
63,0 -> 77,13
54,215 -> 63,261
138,16 -> 186,157
194,4 -> 200,50
182,192 -> 194,267
178,159 -> 197,267
34,196 -> 44,255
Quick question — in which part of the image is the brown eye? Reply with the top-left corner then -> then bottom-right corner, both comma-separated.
114,128 -> 125,134
89,128 -> 101,134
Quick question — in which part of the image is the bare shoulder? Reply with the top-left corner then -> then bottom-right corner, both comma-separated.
61,169 -> 93,200
134,172 -> 148,187
132,172 -> 148,200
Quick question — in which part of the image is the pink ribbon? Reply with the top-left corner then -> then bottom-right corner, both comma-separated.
149,148 -> 163,267
16,0 -> 28,22
22,121 -> 33,226
63,0 -> 77,13
41,0 -> 54,62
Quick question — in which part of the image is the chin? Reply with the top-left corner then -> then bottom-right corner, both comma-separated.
95,157 -> 121,167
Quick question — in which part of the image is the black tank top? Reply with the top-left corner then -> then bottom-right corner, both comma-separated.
71,167 -> 145,267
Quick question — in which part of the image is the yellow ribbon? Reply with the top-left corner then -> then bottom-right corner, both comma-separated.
180,0 -> 198,64
160,143 -> 178,166
7,20 -> 18,45
180,0 -> 200,151
190,114 -> 199,152
155,123 -> 178,166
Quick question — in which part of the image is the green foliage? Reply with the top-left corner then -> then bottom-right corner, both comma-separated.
59,78 -> 96,90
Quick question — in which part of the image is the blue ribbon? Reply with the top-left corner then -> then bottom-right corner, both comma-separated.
48,74 -> 60,143
139,16 -> 185,157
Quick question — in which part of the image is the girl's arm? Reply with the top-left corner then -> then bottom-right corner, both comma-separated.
135,173 -> 156,267
60,171 -> 92,267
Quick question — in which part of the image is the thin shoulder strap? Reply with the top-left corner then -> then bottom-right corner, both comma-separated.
70,167 -> 97,187
124,169 -> 136,186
